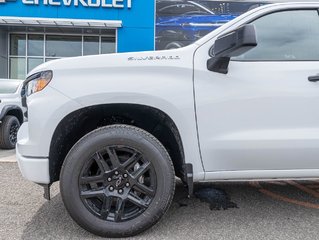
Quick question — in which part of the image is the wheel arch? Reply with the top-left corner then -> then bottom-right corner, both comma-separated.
0,105 -> 23,124
49,103 -> 185,183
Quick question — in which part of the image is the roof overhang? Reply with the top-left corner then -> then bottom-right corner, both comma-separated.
0,17 -> 122,28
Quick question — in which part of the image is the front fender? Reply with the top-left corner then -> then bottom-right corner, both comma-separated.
61,92 -> 205,181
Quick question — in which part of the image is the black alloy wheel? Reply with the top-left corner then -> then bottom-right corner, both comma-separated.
79,146 -> 157,223
9,121 -> 19,145
60,125 -> 175,238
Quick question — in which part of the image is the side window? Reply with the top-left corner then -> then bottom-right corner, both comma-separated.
233,10 -> 319,61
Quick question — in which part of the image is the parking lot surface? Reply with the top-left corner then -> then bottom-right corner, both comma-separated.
1,157 -> 319,240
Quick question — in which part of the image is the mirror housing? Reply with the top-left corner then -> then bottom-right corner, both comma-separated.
207,24 -> 257,74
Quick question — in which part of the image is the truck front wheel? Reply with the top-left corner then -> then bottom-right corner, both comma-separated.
60,125 -> 175,238
0,115 -> 20,149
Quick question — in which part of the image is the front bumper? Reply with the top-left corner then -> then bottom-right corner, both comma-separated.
16,122 -> 50,184
15,85 -> 81,185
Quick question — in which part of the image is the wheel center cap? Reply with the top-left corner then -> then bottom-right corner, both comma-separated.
115,175 -> 123,187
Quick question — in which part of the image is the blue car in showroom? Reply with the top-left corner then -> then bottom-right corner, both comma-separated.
156,0 -> 266,50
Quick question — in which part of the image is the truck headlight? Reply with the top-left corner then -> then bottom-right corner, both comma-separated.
25,70 -> 53,97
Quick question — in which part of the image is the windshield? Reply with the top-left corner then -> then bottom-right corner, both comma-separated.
198,1 -> 268,15
0,80 -> 21,94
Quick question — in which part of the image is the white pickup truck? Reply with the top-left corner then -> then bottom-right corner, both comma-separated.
0,80 -> 24,149
16,2 -> 319,238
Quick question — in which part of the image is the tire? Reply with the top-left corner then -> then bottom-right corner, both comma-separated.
0,115 -> 20,149
165,41 -> 184,50
60,124 -> 176,238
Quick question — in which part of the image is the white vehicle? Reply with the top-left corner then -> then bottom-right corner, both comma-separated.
0,80 -> 24,149
16,2 -> 319,238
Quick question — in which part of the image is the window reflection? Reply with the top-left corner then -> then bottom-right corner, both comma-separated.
10,34 -> 26,56
234,10 -> 319,61
28,58 -> 44,72
10,58 -> 26,79
28,35 -> 44,56
83,36 -> 99,56
46,35 -> 82,57
101,37 -> 116,54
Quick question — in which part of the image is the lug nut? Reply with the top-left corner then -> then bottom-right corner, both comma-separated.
125,183 -> 130,187
115,171 -> 119,175
123,173 -> 128,178
109,186 -> 114,191
118,189 -> 123,194
107,177 -> 112,182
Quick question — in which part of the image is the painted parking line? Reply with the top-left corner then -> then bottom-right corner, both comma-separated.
286,180 -> 319,199
251,181 -> 319,209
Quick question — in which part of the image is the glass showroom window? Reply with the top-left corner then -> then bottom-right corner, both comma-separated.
10,34 -> 27,79
9,31 -> 116,79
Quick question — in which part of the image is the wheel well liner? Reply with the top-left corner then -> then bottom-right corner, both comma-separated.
49,104 -> 185,183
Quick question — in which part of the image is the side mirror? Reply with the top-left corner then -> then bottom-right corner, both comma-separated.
207,24 -> 257,74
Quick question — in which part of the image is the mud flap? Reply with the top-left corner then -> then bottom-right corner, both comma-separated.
39,183 -> 52,200
182,163 -> 193,197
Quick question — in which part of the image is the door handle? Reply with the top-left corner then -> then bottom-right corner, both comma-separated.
308,75 -> 319,82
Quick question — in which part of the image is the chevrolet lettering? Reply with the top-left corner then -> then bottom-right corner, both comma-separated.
21,0 -> 132,8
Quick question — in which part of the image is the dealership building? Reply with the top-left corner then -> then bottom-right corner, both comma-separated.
0,0 -> 155,79
0,0 -> 271,80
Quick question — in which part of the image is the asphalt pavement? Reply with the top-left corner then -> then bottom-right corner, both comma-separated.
1,152 -> 319,240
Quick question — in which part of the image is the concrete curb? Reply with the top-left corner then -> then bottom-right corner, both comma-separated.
0,156 -> 16,162
0,150 -> 16,162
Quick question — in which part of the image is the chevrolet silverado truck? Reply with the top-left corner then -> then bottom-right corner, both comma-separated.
17,2 -> 319,238
0,80 -> 24,149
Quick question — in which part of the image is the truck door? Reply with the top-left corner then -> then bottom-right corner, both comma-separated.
194,9 -> 319,178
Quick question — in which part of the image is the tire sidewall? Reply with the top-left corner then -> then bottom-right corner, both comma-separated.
60,126 -> 175,237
